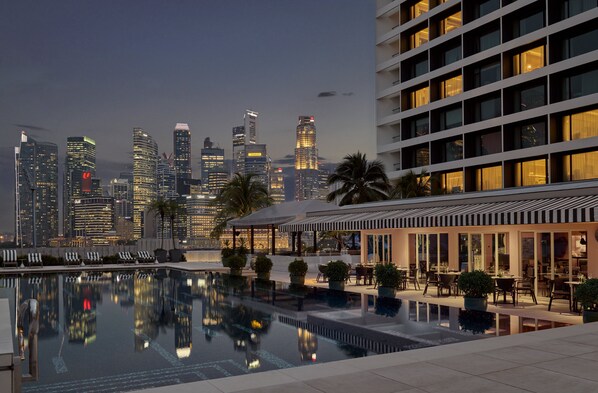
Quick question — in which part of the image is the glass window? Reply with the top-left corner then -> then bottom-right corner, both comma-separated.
514,84 -> 545,112
564,150 -> 598,181
445,139 -> 463,161
410,0 -> 429,20
512,121 -> 546,149
439,106 -> 462,130
439,170 -> 463,193
415,146 -> 429,167
410,27 -> 429,50
409,86 -> 429,109
443,45 -> 461,66
439,12 -> 461,35
514,159 -> 547,186
475,95 -> 501,122
475,165 -> 502,190
514,11 -> 544,39
475,0 -> 500,18
565,29 -> 598,59
477,29 -> 500,52
513,46 -> 544,76
414,58 -> 428,77
440,75 -> 462,99
412,116 -> 429,137
561,0 -> 598,19
474,61 -> 500,88
563,68 -> 598,100
562,109 -> 598,141
367,234 -> 392,263
472,130 -> 501,156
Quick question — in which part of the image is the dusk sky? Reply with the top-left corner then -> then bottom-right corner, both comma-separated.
0,0 -> 376,234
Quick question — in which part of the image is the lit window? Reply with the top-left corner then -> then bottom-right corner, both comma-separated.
409,86 -> 429,109
515,159 -> 547,186
410,0 -> 428,20
475,165 -> 502,190
439,12 -> 461,35
410,27 -> 429,50
562,109 -> 598,141
440,75 -> 462,99
440,171 -> 463,193
565,150 -> 598,181
513,46 -> 544,76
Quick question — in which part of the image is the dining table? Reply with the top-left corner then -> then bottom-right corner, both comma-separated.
565,280 -> 583,313
492,276 -> 520,304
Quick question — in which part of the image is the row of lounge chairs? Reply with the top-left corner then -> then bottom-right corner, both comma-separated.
1,250 -> 158,268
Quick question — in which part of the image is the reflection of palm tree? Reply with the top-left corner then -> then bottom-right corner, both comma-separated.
390,169 -> 432,198
327,152 -> 390,206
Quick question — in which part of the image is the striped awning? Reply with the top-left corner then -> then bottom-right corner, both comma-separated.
279,194 -> 598,232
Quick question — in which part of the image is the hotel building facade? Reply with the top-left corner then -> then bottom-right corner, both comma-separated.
282,0 -> 598,298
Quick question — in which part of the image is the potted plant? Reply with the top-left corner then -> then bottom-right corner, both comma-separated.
227,254 -> 247,276
458,270 -> 495,311
221,242 -> 234,268
154,248 -> 168,263
288,258 -> 308,285
575,278 -> 598,323
326,260 -> 349,291
166,199 -> 183,262
458,309 -> 494,334
374,263 -> 403,298
254,255 -> 273,280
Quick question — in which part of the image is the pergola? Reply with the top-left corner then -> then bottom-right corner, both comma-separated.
227,200 -> 333,255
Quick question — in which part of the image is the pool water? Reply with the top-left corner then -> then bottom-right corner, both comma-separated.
0,269 -> 570,393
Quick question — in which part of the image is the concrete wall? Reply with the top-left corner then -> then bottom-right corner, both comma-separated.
269,254 -> 361,275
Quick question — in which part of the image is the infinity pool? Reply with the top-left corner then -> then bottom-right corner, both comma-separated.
0,269 -> 570,393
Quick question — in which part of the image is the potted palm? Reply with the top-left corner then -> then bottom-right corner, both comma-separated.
374,263 -> 403,298
288,258 -> 308,285
166,199 -> 183,262
575,278 -> 598,323
228,254 -> 246,276
148,197 -> 169,262
254,255 -> 273,280
326,260 -> 349,291
458,270 -> 495,311
221,240 -> 234,267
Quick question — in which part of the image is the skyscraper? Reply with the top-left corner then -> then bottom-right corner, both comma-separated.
270,167 -> 285,204
109,178 -> 132,220
64,136 -> 96,238
173,123 -> 191,195
232,110 -> 259,175
73,197 -> 115,245
200,137 -> 227,193
14,131 -> 59,246
294,116 -> 320,201
133,128 -> 158,239
158,153 -> 177,199
244,144 -> 269,188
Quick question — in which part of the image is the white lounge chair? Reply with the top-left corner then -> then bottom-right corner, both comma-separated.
137,251 -> 156,264
85,252 -> 103,265
64,252 -> 81,266
27,253 -> 43,268
118,252 -> 137,264
2,250 -> 18,268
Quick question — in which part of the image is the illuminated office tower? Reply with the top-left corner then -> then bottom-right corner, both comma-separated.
375,0 -> 598,193
109,178 -> 132,220
14,131 -> 59,246
158,154 -> 177,199
133,128 -> 158,239
174,123 -> 191,195
294,116 -> 320,201
64,136 -> 96,238
270,167 -> 286,204
200,137 -> 227,192
73,197 -> 115,245
244,144 -> 269,188
232,110 -> 259,174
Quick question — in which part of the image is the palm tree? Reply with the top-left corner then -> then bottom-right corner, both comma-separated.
210,173 -> 272,239
326,152 -> 390,206
166,199 -> 182,249
148,197 -> 169,250
390,169 -> 432,199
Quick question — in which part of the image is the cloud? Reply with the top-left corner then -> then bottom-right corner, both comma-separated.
12,123 -> 51,132
317,91 -> 337,97
342,92 -> 354,96
272,154 -> 295,166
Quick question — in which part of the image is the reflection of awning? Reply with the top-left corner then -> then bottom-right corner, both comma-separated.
279,194 -> 598,232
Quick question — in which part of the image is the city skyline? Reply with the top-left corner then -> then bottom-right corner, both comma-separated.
0,0 -> 376,233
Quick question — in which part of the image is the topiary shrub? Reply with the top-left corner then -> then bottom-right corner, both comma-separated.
458,270 -> 494,298
576,278 -> 598,311
288,258 -> 308,276
326,260 -> 349,282
227,255 -> 247,275
254,255 -> 273,274
374,263 -> 403,289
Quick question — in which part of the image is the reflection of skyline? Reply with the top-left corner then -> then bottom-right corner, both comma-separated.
63,276 -> 101,345
19,275 -> 59,338
174,277 -> 192,359
297,328 -> 317,362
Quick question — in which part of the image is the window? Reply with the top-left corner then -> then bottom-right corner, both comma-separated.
436,138 -> 463,163
404,55 -> 429,80
514,84 -> 545,112
561,68 -> 598,100
439,11 -> 461,36
409,86 -> 429,109
440,74 -> 462,99
563,150 -> 598,181
513,46 -> 544,76
475,0 -> 500,18
563,28 -> 598,60
410,27 -> 429,50
475,165 -> 502,190
514,159 -> 547,186
404,114 -> 429,140
402,144 -> 430,168
477,29 -> 500,53
562,109 -> 598,141
513,10 -> 544,39
561,0 -> 597,19
443,45 -> 461,66
506,121 -> 547,150
438,171 -> 463,193
467,129 -> 501,157
473,94 -> 501,122
438,106 -> 462,130
415,146 -> 429,167
409,0 -> 429,20
473,61 -> 500,88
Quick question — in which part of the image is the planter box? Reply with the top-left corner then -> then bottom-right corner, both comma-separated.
290,275 -> 305,285
377,286 -> 396,298
464,297 -> 488,311
328,281 -> 345,291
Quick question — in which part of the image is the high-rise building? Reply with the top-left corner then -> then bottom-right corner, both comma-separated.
174,123 -> 191,195
294,116 -> 320,201
186,193 -> 218,241
133,128 -> 158,239
14,131 -> 59,246
200,137 -> 227,192
375,0 -> 598,193
109,178 -> 132,221
270,167 -> 286,204
73,197 -> 115,245
158,154 -> 178,199
232,110 -> 259,175
64,136 -> 97,238
244,144 -> 269,188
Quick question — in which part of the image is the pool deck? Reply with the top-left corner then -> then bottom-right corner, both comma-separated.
3,262 -> 594,393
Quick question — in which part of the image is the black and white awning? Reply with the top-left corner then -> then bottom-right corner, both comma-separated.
279,194 -> 598,232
